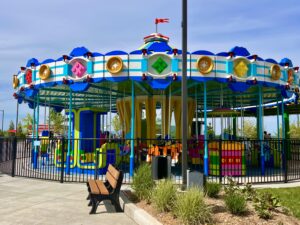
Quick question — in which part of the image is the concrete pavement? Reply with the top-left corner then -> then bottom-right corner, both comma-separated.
0,173 -> 137,225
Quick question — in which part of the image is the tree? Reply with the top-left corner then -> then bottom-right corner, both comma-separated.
8,120 -> 14,130
16,122 -> 25,137
8,120 -> 15,136
276,123 -> 300,139
49,109 -> 65,135
112,114 -> 122,137
240,120 -> 257,139
22,113 -> 33,135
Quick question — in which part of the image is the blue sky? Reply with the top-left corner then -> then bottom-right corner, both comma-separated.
1,0 -> 300,133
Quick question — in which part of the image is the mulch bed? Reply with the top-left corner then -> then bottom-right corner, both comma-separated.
122,190 -> 300,225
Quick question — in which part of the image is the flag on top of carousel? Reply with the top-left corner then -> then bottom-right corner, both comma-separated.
155,18 -> 169,24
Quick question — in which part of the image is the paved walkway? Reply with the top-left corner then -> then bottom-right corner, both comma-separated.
0,173 -> 136,225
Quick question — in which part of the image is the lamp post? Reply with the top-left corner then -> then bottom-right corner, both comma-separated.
0,110 -> 4,132
181,0 -> 188,189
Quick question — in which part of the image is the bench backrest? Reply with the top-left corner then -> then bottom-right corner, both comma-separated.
106,164 -> 123,190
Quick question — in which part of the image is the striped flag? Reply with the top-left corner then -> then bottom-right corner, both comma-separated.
155,18 -> 169,24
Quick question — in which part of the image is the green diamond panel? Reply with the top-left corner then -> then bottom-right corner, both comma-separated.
151,57 -> 168,74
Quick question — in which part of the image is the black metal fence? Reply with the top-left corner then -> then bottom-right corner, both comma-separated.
1,137 -> 300,184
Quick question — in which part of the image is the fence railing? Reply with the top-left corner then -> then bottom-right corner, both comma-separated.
1,137 -> 300,184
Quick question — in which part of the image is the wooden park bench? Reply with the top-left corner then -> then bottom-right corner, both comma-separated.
86,164 -> 124,214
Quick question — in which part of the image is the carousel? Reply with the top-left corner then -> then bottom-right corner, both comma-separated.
12,31 -> 300,178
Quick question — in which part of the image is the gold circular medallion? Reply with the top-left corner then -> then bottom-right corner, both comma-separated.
287,69 -> 294,85
13,75 -> 19,89
106,56 -> 123,74
196,56 -> 214,74
233,58 -> 249,77
270,65 -> 281,80
39,64 -> 51,80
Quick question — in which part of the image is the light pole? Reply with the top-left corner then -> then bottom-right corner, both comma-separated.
181,0 -> 188,189
0,110 -> 4,132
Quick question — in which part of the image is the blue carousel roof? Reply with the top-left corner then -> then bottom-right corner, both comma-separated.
26,58 -> 39,67
229,46 -> 250,57
70,47 -> 90,57
279,58 -> 293,67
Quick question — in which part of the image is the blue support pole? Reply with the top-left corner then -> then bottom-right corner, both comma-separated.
258,85 -> 265,175
66,89 -> 72,175
130,81 -> 135,177
32,99 -> 37,168
204,82 -> 209,176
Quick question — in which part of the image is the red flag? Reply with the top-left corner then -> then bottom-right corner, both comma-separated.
155,18 -> 169,24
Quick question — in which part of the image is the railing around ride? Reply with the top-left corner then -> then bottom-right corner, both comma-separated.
1,137 -> 300,184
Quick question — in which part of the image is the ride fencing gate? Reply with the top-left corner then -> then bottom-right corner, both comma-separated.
1,137 -> 300,184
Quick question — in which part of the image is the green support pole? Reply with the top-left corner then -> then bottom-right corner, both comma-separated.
258,86 -> 265,175
281,98 -> 285,139
33,94 -> 39,169
130,81 -> 135,177
284,111 -> 290,160
66,90 -> 72,174
276,100 -> 280,139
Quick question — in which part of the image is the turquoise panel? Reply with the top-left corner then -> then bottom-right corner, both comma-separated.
226,61 -> 233,74
142,59 -> 147,72
63,64 -> 71,76
172,58 -> 179,72
32,70 -> 37,82
250,64 -> 257,76
87,61 -> 93,74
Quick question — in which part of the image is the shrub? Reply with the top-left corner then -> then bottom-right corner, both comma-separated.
205,181 -> 221,198
224,177 -> 239,195
173,187 -> 212,225
254,192 -> 281,219
241,183 -> 257,201
132,163 -> 155,203
152,179 -> 177,212
225,192 -> 247,215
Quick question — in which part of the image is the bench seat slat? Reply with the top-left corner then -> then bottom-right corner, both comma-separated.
89,180 -> 100,195
95,180 -> 109,195
106,172 -> 118,189
108,164 -> 120,180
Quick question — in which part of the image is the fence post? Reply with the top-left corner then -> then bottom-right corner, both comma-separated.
94,151 -> 99,180
11,137 -> 17,177
60,137 -> 65,183
284,139 -> 288,183
219,139 -> 222,184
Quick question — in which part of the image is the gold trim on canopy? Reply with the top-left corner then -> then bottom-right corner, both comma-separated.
106,56 -> 123,74
39,64 -> 51,80
196,56 -> 214,74
13,75 -> 19,89
270,64 -> 281,80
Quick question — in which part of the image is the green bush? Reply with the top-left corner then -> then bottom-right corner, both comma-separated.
152,179 -> 177,212
241,183 -> 257,201
132,163 -> 155,203
224,177 -> 239,195
173,187 -> 212,225
254,192 -> 281,219
205,181 -> 221,198
225,192 -> 247,215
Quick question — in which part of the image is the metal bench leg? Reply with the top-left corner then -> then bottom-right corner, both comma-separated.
89,198 -> 98,214
112,197 -> 123,212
